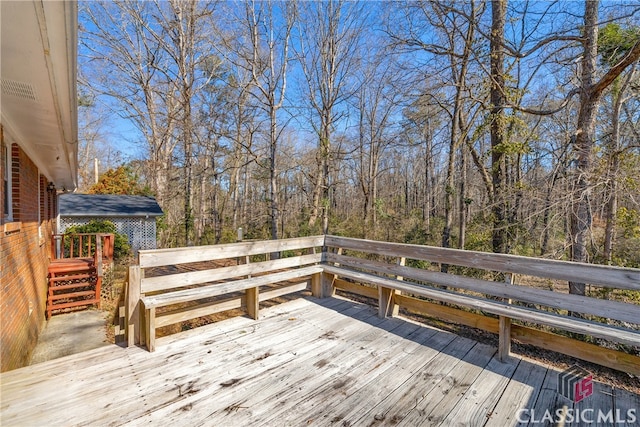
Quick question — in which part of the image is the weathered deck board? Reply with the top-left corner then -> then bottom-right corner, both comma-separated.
484,358 -> 550,426
395,341 -> 499,426
342,335 -> 479,426
1,296 -> 638,427
125,300 -> 387,426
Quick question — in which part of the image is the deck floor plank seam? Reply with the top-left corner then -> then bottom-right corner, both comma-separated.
112,300 -> 371,425
335,334 -> 479,426
394,342 -> 498,426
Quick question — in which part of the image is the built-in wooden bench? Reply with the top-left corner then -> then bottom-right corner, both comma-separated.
127,236 -> 325,351
125,235 -> 640,376
322,236 -> 640,374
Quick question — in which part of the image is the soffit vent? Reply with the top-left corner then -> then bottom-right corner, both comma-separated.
1,79 -> 38,101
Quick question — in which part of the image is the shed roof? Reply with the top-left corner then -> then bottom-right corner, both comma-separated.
59,194 -> 163,217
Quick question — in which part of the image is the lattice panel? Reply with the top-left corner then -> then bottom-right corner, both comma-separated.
59,216 -> 157,255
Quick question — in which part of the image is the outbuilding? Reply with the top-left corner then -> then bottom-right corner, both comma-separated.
58,193 -> 163,255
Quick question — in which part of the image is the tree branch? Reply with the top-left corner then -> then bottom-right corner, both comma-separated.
592,40 -> 640,97
508,88 -> 580,116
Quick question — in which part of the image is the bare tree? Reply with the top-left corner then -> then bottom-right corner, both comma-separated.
389,1 -> 482,256
569,1 -> 640,295
401,95 -> 443,233
229,0 -> 295,241
597,24 -> 640,264
81,0 -> 218,246
76,91 -> 123,191
153,0 -> 216,245
490,0 -> 508,253
294,0 -> 365,234
351,49 -> 405,238
81,1 -> 181,246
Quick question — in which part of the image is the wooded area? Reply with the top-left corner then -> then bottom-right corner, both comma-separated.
78,1 -> 640,278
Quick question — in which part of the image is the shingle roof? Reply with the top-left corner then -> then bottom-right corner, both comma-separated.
59,194 -> 164,217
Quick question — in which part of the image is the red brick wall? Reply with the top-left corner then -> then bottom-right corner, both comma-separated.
1,128 -> 56,372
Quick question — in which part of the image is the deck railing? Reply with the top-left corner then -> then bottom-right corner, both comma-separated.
47,233 -> 115,318
51,233 -> 114,264
125,235 -> 640,375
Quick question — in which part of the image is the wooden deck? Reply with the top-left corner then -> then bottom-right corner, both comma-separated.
2,296 -> 638,427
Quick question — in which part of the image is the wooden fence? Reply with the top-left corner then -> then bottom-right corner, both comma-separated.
125,235 -> 640,375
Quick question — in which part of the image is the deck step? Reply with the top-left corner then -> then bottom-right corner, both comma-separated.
48,262 -> 95,275
46,259 -> 101,318
48,266 -> 95,275
48,290 -> 97,301
49,273 -> 96,283
47,298 -> 101,313
48,281 -> 95,292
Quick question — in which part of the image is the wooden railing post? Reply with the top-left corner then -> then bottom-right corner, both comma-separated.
94,236 -> 103,309
246,287 -> 259,320
125,265 -> 142,347
313,243 -> 329,298
379,257 -> 404,318
378,287 -> 394,318
236,228 -> 259,318
498,316 -> 511,361
102,233 -> 114,265
311,272 -> 321,297
498,273 -> 514,361
312,272 -> 334,298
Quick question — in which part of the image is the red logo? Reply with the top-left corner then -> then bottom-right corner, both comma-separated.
558,365 -> 593,403
573,373 -> 593,403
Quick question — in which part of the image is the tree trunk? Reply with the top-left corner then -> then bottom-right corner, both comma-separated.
603,91 -> 621,264
569,0 -> 600,296
490,0 -> 508,254
458,146 -> 467,249
603,66 -> 635,263
269,107 -> 279,241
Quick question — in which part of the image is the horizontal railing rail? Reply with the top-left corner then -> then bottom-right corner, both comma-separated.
124,235 -> 640,375
324,235 -> 640,291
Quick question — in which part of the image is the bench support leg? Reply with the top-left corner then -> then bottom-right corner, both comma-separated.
246,287 -> 259,320
378,286 -> 399,318
312,272 -> 334,298
145,306 -> 156,352
499,315 -> 511,361
125,265 -> 142,347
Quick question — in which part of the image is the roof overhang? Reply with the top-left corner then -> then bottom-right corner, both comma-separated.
1,1 -> 78,191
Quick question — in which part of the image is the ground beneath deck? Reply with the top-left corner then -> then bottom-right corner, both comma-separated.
2,296 -> 638,427
29,309 -> 110,365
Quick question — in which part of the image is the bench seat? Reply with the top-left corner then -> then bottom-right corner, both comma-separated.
141,265 -> 323,351
322,265 -> 640,349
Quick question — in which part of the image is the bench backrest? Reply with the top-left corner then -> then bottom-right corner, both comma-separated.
138,235 -> 325,294
323,236 -> 640,325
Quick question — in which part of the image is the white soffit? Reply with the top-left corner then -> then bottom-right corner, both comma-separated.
1,1 -> 78,190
